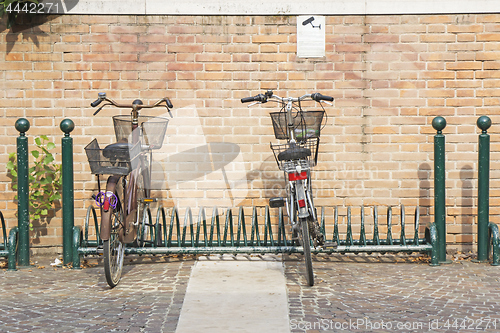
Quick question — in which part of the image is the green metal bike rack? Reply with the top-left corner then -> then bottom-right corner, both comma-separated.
432,116 -> 449,263
0,211 -> 19,271
15,118 -> 30,267
60,119 -> 75,265
72,204 -> 439,267
477,116 -> 491,262
476,116 -> 500,266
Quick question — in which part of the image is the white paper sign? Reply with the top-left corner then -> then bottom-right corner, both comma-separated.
297,15 -> 326,58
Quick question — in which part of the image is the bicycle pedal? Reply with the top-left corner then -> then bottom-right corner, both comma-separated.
141,198 -> 158,203
269,197 -> 285,208
141,198 -> 158,204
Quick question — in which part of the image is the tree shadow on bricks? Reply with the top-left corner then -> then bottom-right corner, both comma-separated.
1,0 -> 80,54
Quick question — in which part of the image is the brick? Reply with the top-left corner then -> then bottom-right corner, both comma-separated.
477,33 -> 500,41
82,54 -> 120,62
167,63 -> 204,71
24,53 -> 62,62
195,53 -> 231,62
5,53 -> 23,61
420,34 -> 456,43
446,62 -> 482,70
252,35 -> 288,44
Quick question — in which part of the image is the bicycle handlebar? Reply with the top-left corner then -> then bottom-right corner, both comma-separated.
91,92 -> 173,115
241,94 -> 267,103
241,90 -> 334,104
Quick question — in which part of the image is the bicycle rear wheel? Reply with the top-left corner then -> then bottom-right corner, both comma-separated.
103,179 -> 125,288
299,217 -> 314,286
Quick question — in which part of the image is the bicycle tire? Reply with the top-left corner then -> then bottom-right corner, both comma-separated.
300,217 -> 314,286
103,179 -> 125,288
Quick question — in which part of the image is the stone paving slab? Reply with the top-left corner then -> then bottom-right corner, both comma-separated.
1,253 -> 500,332
176,255 -> 289,333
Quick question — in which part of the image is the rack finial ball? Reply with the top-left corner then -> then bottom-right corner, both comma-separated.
477,116 -> 491,132
432,116 -> 446,132
60,119 -> 75,134
15,118 -> 30,133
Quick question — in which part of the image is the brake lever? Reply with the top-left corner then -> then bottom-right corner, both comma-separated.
93,106 -> 104,116
322,101 -> 334,106
247,101 -> 260,108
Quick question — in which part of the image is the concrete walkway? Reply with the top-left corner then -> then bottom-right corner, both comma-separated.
176,255 -> 290,333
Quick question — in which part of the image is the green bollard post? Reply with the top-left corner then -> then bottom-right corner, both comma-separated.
15,118 -> 30,267
476,116 -> 491,262
60,119 -> 75,265
432,117 -> 450,263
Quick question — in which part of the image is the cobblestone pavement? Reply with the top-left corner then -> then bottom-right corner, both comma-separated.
0,255 -> 194,333
285,254 -> 500,333
2,253 -> 500,332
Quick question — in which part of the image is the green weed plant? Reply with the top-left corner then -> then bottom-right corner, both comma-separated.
7,135 -> 61,229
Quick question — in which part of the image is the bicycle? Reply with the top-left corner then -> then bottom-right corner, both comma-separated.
242,90 -> 334,286
85,93 -> 173,288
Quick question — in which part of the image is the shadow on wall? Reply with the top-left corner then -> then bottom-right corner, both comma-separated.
258,155 -> 285,200
1,0 -> 79,54
460,165 -> 474,251
30,207 -> 61,245
418,163 -> 475,250
418,163 -> 431,226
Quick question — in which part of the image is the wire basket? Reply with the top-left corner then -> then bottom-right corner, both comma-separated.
113,115 -> 169,149
85,139 -> 140,175
270,137 -> 320,171
270,111 -> 324,141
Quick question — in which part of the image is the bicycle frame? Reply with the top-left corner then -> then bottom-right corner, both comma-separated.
279,95 -> 324,222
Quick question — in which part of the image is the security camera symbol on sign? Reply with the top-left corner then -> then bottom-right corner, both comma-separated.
302,16 -> 321,29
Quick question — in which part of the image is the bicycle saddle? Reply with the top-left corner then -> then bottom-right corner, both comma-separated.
103,142 -> 133,160
278,147 -> 311,161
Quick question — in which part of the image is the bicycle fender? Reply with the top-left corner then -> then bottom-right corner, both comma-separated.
295,180 -> 309,219
100,175 -> 120,241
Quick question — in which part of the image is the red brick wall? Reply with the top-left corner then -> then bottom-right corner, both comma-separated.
1,14 -> 500,251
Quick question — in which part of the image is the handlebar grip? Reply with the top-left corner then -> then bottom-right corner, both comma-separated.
165,98 -> 173,109
91,99 -> 102,107
311,93 -> 334,102
241,96 -> 257,103
241,94 -> 267,103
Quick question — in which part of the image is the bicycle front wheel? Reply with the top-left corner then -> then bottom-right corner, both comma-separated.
135,167 -> 150,247
299,217 -> 314,286
103,180 -> 125,288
